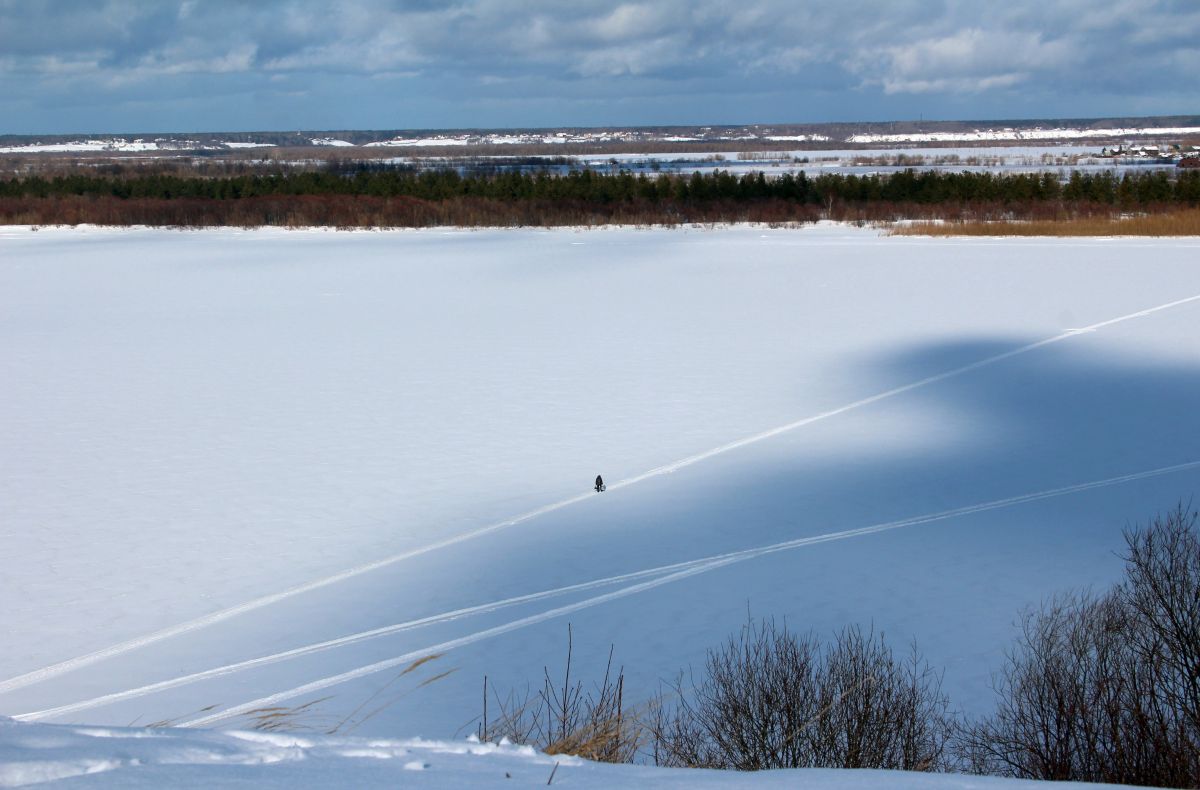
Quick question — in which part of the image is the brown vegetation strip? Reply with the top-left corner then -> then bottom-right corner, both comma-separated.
0,195 -> 823,228
892,208 -> 1200,237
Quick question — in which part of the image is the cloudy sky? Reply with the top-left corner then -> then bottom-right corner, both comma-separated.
2,0 -> 1197,135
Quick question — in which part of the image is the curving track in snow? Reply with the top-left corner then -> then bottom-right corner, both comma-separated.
4,289 -> 1199,723
17,459 -> 1200,724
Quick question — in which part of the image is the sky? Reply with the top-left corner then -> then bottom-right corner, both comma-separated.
1,0 -> 1197,135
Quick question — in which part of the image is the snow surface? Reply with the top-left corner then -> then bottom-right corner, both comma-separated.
0,139 -> 164,154
569,144 -> 1105,165
360,126 -> 1200,148
387,144 -> 1166,178
363,131 -> 663,147
0,139 -> 275,154
763,135 -> 832,142
847,125 -> 1200,144
366,136 -> 477,147
2,124 -> 1194,155
0,717 -> 1157,789
1,225 -> 1199,769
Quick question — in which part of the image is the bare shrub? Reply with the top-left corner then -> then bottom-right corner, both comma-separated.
1121,504 -> 1200,739
650,619 -> 821,769
480,624 -> 640,763
960,505 -> 1200,787
649,620 -> 954,771
957,591 -> 1148,780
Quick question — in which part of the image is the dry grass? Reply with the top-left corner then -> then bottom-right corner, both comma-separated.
480,625 -> 642,764
242,696 -> 336,732
891,208 -> 1200,237
542,707 -> 646,763
160,653 -> 456,735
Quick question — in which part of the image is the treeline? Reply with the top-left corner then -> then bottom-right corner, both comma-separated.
7,166 -> 1200,205
0,193 -> 825,228
2,167 -> 1198,227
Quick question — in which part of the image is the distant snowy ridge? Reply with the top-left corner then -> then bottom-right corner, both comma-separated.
364,130 -> 673,147
848,126 -> 1200,144
364,127 -> 1197,148
2,125 -> 1195,154
0,138 -> 276,154
764,134 -> 832,142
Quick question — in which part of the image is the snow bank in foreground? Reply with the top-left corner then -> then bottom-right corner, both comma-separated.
0,718 -> 1149,789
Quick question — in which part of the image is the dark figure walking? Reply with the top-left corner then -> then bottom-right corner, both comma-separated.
595,474 -> 606,493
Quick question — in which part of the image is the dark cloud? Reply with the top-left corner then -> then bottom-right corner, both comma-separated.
0,0 -> 1196,133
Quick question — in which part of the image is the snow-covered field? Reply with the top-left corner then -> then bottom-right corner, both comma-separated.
2,224 -> 1199,785
4,123 -> 1196,153
0,139 -> 275,154
5,135 -> 1184,179
390,144 -> 1178,178
566,144 -> 1129,177
846,125 -> 1200,144
0,717 -> 1156,789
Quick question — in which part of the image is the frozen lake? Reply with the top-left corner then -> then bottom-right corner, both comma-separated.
2,224 -> 1199,739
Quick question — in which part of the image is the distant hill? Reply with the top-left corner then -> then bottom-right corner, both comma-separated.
2,115 -> 1198,156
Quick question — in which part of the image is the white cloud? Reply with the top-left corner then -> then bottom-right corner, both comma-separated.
143,43 -> 258,76
589,3 -> 672,42
745,46 -> 819,75
864,27 -> 1077,95
1,0 -> 1196,130
575,35 -> 695,77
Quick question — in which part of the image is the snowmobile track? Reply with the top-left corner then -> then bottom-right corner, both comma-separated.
19,459 -> 1200,724
176,459 -> 1200,728
3,291 -> 1198,700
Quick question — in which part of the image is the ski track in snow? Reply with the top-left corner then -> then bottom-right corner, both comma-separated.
4,290 -> 1199,703
177,461 -> 1200,728
21,459 -> 1200,724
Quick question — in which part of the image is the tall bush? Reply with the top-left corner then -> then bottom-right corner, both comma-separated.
650,620 -> 954,771
960,505 -> 1200,787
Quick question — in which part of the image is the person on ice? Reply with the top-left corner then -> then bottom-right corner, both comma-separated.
595,474 -> 605,492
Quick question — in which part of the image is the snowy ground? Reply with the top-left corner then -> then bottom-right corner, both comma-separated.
845,125 -> 1200,144
0,717 -> 1156,789
6,138 -> 1182,180
389,144 -> 1179,178
4,122 -> 1197,153
2,224 -> 1199,783
0,139 -> 274,154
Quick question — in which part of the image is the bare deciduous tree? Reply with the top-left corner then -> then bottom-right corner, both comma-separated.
960,504 -> 1200,788
649,620 -> 954,771
1121,504 -> 1200,739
